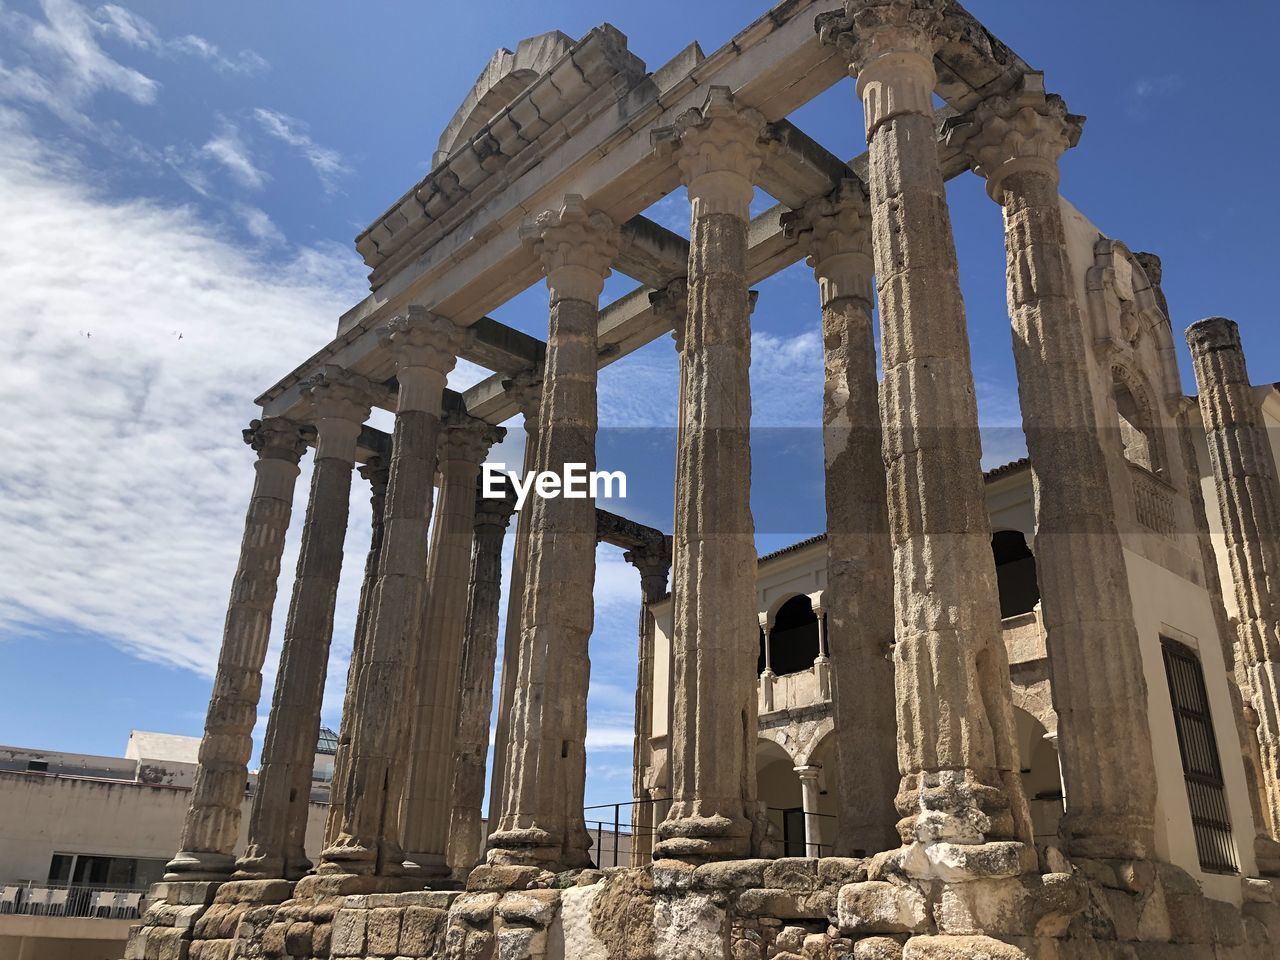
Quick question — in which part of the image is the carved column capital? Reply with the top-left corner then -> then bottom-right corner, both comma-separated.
782,178 -> 874,306
380,306 -> 466,413
521,195 -> 619,303
818,0 -> 958,138
623,538 -> 672,604
298,366 -> 375,460
649,277 -> 689,353
358,454 -> 391,494
653,87 -> 768,218
243,417 -> 310,465
502,366 -> 545,426
474,481 -> 517,533
947,73 -> 1084,201
441,414 -> 506,467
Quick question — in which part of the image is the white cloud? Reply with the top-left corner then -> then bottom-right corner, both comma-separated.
232,202 -> 284,246
93,3 -> 267,75
254,108 -> 350,195
0,108 -> 368,680
200,118 -> 266,189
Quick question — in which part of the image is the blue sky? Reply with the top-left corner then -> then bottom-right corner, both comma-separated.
0,0 -> 1277,821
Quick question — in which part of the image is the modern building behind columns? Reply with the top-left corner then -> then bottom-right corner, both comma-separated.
127,2 -> 1280,958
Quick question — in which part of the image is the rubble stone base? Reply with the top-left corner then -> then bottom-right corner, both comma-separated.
124,851 -> 1280,959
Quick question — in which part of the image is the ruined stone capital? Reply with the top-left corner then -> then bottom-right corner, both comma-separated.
441,414 -> 506,467
358,453 -> 391,493
623,538 -> 672,604
474,481 -> 517,533
649,277 -> 689,352
502,366 -> 544,426
818,0 -> 951,137
299,365 -> 375,459
242,416 -> 310,465
1186,316 -> 1249,386
380,306 -> 465,413
653,86 -> 768,218
782,178 -> 874,307
947,73 -> 1085,201
520,195 -> 619,303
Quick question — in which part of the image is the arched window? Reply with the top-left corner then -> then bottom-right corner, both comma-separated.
770,596 -> 820,676
1113,376 -> 1162,475
992,530 -> 1040,619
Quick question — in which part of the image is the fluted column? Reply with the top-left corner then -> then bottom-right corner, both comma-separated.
652,87 -> 765,861
625,540 -> 672,866
238,369 -> 373,879
819,2 -> 1030,848
487,196 -> 618,869
167,418 -> 309,880
951,73 -> 1159,859
487,370 -> 541,839
325,455 -> 391,848
783,179 -> 898,856
447,484 -> 518,878
402,415 -> 505,877
1188,316 -> 1280,838
320,308 -> 464,876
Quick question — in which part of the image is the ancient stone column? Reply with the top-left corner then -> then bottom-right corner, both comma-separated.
951,73 -> 1160,859
320,308 -> 464,876
486,369 -> 541,838
625,540 -> 672,867
237,368 -> 373,879
402,415 -> 505,877
167,418 -> 309,880
819,2 -> 1030,848
1188,316 -> 1280,838
759,614 -> 775,714
447,484 -> 518,878
487,196 -> 618,869
783,178 -> 898,856
325,455 -> 391,848
651,87 -> 765,861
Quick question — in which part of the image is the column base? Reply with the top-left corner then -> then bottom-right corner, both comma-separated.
316,833 -> 385,876
163,849 -> 236,881
1058,810 -> 1154,861
895,769 -> 1015,846
486,825 -> 563,868
653,811 -> 752,863
233,849 -> 313,882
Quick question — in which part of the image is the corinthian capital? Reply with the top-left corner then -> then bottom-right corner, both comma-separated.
299,365 -> 376,423
441,413 -> 506,467
946,73 -> 1084,201
380,306 -> 467,374
521,195 -> 619,303
243,417 -> 310,464
502,366 -> 544,426
649,277 -> 689,351
781,179 -> 874,305
653,87 -> 768,218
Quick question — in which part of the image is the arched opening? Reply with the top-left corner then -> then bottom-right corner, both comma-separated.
1014,707 -> 1064,848
992,530 -> 1040,619
757,624 -> 767,675
756,740 -> 804,857
770,595 -> 820,676
1113,379 -> 1160,475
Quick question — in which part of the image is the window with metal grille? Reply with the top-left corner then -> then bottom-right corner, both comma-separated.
1161,638 -> 1239,874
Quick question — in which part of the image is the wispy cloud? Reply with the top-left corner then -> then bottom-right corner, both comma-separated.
233,202 -> 284,246
200,117 -> 267,189
254,107 -> 350,194
94,3 -> 267,75
1126,74 -> 1183,117
0,108 -> 366,677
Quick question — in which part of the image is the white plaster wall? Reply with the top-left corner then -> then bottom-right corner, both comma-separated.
0,772 -> 329,884
1123,549 -> 1258,902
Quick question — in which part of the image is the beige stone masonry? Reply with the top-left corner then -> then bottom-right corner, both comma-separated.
488,196 -> 617,869
320,308 -> 464,876
652,87 -> 766,862
238,367 -> 374,880
783,177 -> 898,857
448,483 -> 518,878
821,0 -> 1030,850
167,417 -> 309,880
325,453 -> 391,849
1188,316 -> 1280,840
952,73 -> 1159,859
402,414 -> 505,878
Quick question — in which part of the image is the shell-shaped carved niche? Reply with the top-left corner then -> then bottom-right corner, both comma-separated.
433,31 -> 574,168
1084,238 -> 1182,412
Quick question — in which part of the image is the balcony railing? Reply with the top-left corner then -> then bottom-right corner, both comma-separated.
0,881 -> 147,920
1131,463 -> 1176,536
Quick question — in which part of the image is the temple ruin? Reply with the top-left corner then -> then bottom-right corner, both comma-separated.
126,1 -> 1280,957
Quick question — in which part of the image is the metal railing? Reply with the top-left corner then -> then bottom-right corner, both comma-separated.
766,807 -> 837,858
583,797 -> 672,867
0,881 -> 147,920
